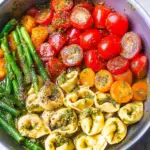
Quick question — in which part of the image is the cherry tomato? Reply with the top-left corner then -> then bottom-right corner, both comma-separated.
84,50 -> 107,71
60,44 -> 83,66
92,5 -> 111,29
106,12 -> 129,36
107,56 -> 130,75
70,7 -> 93,30
26,7 -> 38,17
35,9 -> 53,25
51,0 -> 73,11
121,32 -> 142,60
37,43 -> 56,62
98,35 -> 121,60
80,29 -> 102,50
99,29 -> 110,38
67,28 -> 81,45
52,11 -> 71,29
74,2 -> 94,13
47,57 -> 66,76
48,32 -> 67,54
131,54 -> 148,79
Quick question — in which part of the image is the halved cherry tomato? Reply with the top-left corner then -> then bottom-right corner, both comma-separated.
60,44 -> 83,66
121,32 -> 142,60
70,7 -> 93,30
48,32 -> 67,54
26,7 -> 38,17
98,35 -> 121,60
67,28 -> 81,45
74,2 -> 94,13
0,49 -> 4,58
84,50 -> 107,71
46,24 -> 56,34
80,29 -> 102,50
99,29 -> 110,38
106,12 -> 129,36
47,57 -> 66,76
107,56 -> 130,75
51,0 -> 73,11
92,5 -> 111,29
52,11 -> 71,29
37,43 -> 57,62
131,54 -> 148,79
35,9 -> 53,25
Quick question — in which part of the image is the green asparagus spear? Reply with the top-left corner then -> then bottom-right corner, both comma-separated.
5,77 -> 12,94
20,27 -> 49,81
16,26 -> 39,93
0,114 -> 23,143
12,30 -> 31,84
0,19 -> 18,38
0,79 -> 6,89
5,112 -> 15,127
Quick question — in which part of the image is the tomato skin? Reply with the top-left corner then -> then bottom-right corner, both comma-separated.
52,11 -> 71,29
47,57 -> 66,76
107,56 -> 130,75
121,32 -> 142,60
131,54 -> 148,79
26,7 -> 38,17
70,7 -> 93,30
84,50 -> 107,71
92,5 -> 111,29
37,43 -> 57,62
106,12 -> 129,36
98,35 -> 121,60
48,32 -> 67,54
67,28 -> 81,45
60,44 -> 83,66
99,29 -> 110,38
35,9 -> 53,25
51,0 -> 73,11
80,29 -> 102,50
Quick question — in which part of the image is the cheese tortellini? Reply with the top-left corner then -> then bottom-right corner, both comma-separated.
45,133 -> 75,150
102,117 -> 127,144
57,70 -> 79,93
18,114 -> 50,138
64,86 -> 95,112
118,101 -> 143,125
80,107 -> 104,135
42,107 -> 78,135
38,80 -> 64,111
95,92 -> 120,113
74,133 -> 107,150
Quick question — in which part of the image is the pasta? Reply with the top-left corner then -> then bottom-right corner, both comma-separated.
79,107 -> 104,135
118,101 -> 143,125
57,70 -> 79,93
102,117 -> 127,144
64,86 -> 95,112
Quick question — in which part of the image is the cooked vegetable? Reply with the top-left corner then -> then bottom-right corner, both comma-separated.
110,80 -> 133,103
0,58 -> 6,81
132,80 -> 148,101
79,68 -> 95,87
0,48 -> 4,58
8,33 -> 17,51
95,70 -> 113,92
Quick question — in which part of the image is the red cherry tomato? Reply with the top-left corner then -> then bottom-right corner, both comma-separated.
37,43 -> 56,62
98,35 -> 121,60
74,2 -> 94,13
52,11 -> 71,29
26,7 -> 38,17
80,29 -> 102,50
106,12 -> 129,36
121,32 -> 142,60
60,44 -> 83,66
67,28 -> 81,45
107,56 -> 130,75
47,57 -> 66,76
92,5 -> 111,29
70,7 -> 93,30
35,9 -> 53,25
84,50 -> 107,71
131,54 -> 148,79
48,32 -> 67,54
51,0 -> 73,11
99,29 -> 110,38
